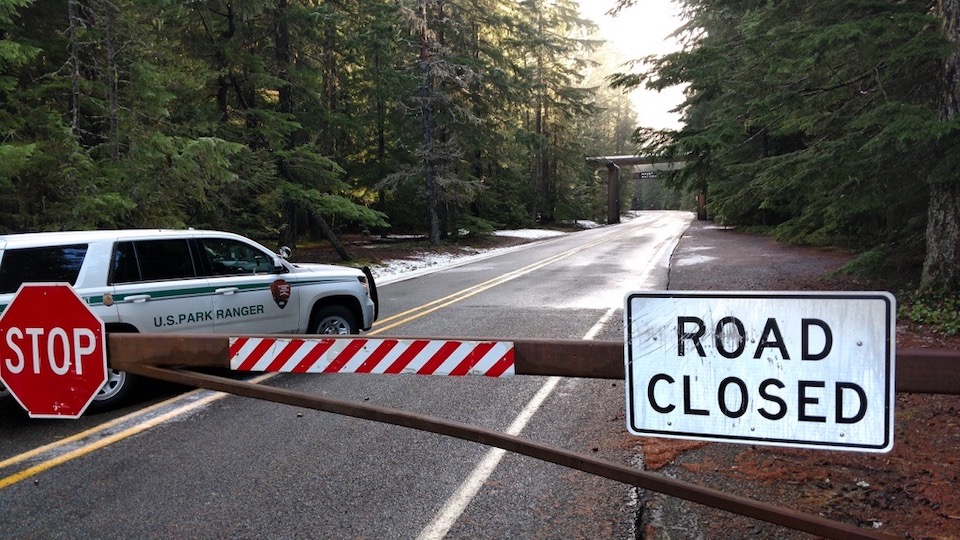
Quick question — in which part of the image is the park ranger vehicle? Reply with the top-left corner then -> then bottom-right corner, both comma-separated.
0,229 -> 378,412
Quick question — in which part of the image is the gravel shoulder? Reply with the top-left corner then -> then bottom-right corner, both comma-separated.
641,220 -> 960,540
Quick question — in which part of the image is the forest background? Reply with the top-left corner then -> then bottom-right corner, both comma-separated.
0,0 -> 958,298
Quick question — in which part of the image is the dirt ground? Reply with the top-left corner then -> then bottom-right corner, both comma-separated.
298,222 -> 960,539
645,221 -> 960,540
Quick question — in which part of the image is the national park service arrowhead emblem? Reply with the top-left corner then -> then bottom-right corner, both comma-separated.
270,279 -> 291,309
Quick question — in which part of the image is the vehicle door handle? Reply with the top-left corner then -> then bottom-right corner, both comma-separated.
216,287 -> 239,295
124,294 -> 151,303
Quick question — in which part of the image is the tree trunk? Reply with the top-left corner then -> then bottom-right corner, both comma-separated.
923,0 -> 960,293
275,0 -> 292,116
68,0 -> 81,134
104,2 -> 119,162
322,19 -> 340,157
375,50 -> 388,238
922,179 -> 960,293
534,92 -> 544,221
309,208 -> 351,261
204,3 -> 236,122
274,0 -> 298,248
279,199 -> 298,249
273,1 -> 348,261
419,0 -> 441,246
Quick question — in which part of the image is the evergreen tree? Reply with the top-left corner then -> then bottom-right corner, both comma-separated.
925,0 -> 960,293
0,0 -> 639,253
616,0 -> 955,289
516,0 -> 598,223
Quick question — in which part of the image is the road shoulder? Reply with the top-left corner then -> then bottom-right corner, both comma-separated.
639,220 -> 959,539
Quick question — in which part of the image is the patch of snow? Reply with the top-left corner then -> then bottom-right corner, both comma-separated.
369,229 -> 566,285
370,251 -> 472,281
493,229 -> 566,239
674,255 -> 717,267
366,213 -> 659,284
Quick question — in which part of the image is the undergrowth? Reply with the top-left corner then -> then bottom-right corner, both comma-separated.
898,293 -> 960,337
829,246 -> 960,337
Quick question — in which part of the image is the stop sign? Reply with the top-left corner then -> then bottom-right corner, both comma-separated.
0,284 -> 107,418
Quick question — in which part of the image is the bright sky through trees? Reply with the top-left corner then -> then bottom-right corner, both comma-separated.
579,1 -> 686,130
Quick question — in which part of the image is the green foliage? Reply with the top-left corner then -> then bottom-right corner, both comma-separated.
900,293 -> 960,337
621,0 -> 952,287
0,0 -> 630,245
0,143 -> 35,181
316,194 -> 389,230
835,238 -> 925,288
456,214 -> 496,236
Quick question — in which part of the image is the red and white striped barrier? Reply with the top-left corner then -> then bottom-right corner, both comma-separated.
229,337 -> 515,377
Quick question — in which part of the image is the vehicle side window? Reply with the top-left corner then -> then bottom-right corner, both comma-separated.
110,239 -> 197,283
0,244 -> 88,293
200,238 -> 274,275
110,242 -> 141,284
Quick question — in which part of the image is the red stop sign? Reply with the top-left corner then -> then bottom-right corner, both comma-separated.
0,284 -> 107,418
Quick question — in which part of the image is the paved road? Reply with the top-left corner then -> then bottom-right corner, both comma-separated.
0,211 -> 693,539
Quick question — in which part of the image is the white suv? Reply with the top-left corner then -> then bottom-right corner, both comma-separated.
0,229 -> 378,411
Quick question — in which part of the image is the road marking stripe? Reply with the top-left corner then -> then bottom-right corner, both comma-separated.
416,308 -> 619,540
0,374 -> 275,488
0,396 -> 216,489
414,222 -> 680,539
370,228 -> 635,334
1,218 -> 674,493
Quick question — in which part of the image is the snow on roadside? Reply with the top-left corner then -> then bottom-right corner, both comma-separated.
367,214 -> 646,283
369,228 -> 567,284
492,229 -> 566,239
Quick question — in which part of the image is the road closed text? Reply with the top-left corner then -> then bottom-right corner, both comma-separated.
650,315 -> 866,424
645,374 -> 868,424
624,293 -> 895,452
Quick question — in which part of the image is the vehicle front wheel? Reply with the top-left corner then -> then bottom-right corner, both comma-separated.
310,305 -> 358,335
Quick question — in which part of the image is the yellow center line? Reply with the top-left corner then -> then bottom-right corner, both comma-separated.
0,395 -> 191,471
0,397 -> 215,489
0,373 -> 275,488
1,225 -> 635,489
369,229 -> 631,334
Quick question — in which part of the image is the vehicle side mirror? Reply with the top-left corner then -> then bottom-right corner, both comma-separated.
272,257 -> 286,273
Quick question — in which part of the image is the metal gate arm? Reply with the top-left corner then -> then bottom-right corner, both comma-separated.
124,363 -> 893,540
107,334 -> 960,394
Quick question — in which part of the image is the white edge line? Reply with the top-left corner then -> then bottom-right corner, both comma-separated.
416,307 -> 619,540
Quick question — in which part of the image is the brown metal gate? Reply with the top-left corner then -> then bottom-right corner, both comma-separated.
109,334 -> 960,540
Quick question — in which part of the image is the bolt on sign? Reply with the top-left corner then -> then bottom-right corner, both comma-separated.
623,292 -> 896,452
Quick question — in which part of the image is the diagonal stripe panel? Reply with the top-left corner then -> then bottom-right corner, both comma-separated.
228,337 -> 515,377
383,339 -> 430,374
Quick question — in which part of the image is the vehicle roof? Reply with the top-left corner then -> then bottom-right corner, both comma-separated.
0,229 -> 246,249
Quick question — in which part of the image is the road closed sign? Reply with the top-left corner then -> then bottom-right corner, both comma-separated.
624,292 -> 895,452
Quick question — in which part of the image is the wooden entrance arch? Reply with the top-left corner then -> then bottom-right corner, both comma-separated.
586,155 -> 698,222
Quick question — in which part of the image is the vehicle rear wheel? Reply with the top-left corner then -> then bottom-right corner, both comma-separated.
86,369 -> 138,413
310,305 -> 358,335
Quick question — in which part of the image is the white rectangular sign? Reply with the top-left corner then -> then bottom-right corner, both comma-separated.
624,292 -> 895,452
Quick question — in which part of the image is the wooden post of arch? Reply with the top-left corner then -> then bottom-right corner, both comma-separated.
606,162 -> 621,224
